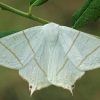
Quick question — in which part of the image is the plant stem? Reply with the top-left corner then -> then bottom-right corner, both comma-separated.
0,2 -> 49,24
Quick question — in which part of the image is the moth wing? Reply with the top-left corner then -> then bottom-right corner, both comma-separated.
45,23 -> 84,93
47,23 -> 100,93
60,26 -> 100,71
0,26 -> 42,69
0,26 -> 51,95
19,26 -> 51,95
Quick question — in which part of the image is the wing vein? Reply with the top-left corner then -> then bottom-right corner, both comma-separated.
22,31 -> 47,76
23,31 -> 35,53
34,58 -> 47,76
0,41 -> 23,66
56,58 -> 69,76
78,45 -> 100,67
56,31 -> 80,75
66,31 -> 80,55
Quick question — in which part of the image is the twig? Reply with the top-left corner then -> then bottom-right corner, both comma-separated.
0,2 -> 49,24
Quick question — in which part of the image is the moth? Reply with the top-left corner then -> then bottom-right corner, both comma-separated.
0,23 -> 100,95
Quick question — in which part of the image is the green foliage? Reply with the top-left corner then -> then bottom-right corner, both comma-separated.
30,0 -> 48,7
72,0 -> 100,29
0,0 -> 100,37
0,30 -> 19,38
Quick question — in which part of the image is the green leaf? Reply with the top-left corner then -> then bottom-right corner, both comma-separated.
30,0 -> 48,7
72,0 -> 100,29
30,0 -> 36,6
0,30 -> 19,38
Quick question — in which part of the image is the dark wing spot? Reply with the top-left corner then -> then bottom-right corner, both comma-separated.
71,84 -> 75,90
29,85 -> 32,91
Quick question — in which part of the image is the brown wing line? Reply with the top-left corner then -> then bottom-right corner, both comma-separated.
0,41 -> 24,66
78,46 -> 100,67
56,31 -> 80,76
22,31 -> 47,76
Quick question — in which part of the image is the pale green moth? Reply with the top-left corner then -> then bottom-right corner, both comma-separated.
0,23 -> 100,95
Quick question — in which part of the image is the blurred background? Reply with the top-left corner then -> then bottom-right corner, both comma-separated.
0,0 -> 100,100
